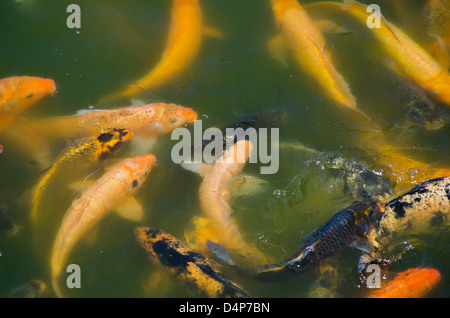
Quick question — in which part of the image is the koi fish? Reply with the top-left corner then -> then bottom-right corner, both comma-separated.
268,0 -> 358,112
421,0 -> 450,69
30,128 -> 133,222
392,72 -> 445,131
304,1 -> 450,106
366,177 -> 450,254
33,102 -> 198,140
51,154 -> 157,297
244,199 -> 384,279
135,227 -> 249,298
280,141 -> 393,201
367,267 -> 441,298
195,139 -> 270,266
99,0 -> 222,103
0,76 -> 56,131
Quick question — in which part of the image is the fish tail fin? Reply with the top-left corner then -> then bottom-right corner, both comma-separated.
52,275 -> 64,298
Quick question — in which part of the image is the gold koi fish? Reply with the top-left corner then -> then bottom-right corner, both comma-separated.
100,0 -> 222,103
268,0 -> 358,112
33,102 -> 198,140
194,139 -> 270,266
51,154 -> 157,297
305,1 -> 450,106
30,128 -> 133,222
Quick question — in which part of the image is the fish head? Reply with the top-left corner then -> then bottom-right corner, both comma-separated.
1,76 -> 56,113
96,128 -> 134,160
145,103 -> 198,135
123,154 -> 157,193
356,170 -> 394,201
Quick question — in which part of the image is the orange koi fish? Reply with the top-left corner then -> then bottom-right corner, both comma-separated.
51,154 -> 157,297
100,0 -> 222,103
304,1 -> 450,106
0,76 -> 56,131
33,102 -> 198,140
193,139 -> 270,266
268,0 -> 358,112
367,267 -> 441,298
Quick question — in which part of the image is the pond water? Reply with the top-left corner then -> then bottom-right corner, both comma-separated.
0,0 -> 449,298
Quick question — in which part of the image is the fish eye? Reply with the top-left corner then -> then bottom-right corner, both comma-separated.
169,117 -> 179,124
26,93 -> 34,99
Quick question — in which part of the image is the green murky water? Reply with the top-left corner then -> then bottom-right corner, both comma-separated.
0,0 -> 449,298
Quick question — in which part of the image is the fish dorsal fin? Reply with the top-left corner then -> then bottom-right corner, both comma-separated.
313,19 -> 349,35
114,196 -> 144,222
267,33 -> 289,67
180,161 -> 212,177
203,26 -> 224,39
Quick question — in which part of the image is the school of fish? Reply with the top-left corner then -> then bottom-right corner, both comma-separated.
0,0 -> 448,299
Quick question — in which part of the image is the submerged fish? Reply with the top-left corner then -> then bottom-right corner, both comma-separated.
0,76 -> 56,131
234,199 -> 384,279
51,154 -> 157,297
100,0 -> 222,103
268,0 -> 358,111
197,139 -> 270,265
367,267 -> 441,298
30,128 -> 133,221
8,280 -> 48,298
366,177 -> 450,255
305,1 -> 450,106
421,0 -> 450,68
135,227 -> 249,298
33,102 -> 198,140
280,141 -> 393,201
0,205 -> 20,236
392,72 -> 445,130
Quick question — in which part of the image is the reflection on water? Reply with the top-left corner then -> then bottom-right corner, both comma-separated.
0,0 -> 449,297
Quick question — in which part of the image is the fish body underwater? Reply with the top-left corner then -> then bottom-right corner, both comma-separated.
33,103 -> 198,140
304,1 -> 450,106
367,267 -> 441,298
198,139 -> 270,265
100,0 -> 214,103
135,227 -> 249,298
249,198 -> 384,279
366,177 -> 450,253
51,154 -> 157,297
0,76 -> 55,131
30,128 -> 133,222
268,0 -> 357,111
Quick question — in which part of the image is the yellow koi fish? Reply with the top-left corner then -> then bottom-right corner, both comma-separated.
30,128 -> 133,222
33,102 -> 198,140
268,0 -> 357,112
100,0 -> 222,103
0,76 -> 56,131
194,139 -> 270,266
305,1 -> 450,106
51,154 -> 157,297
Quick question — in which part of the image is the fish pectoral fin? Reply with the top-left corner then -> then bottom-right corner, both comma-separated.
423,36 -> 450,70
114,196 -> 144,222
130,136 -> 157,155
68,179 -> 95,192
229,174 -> 268,199
313,19 -> 349,35
206,239 -> 236,266
180,161 -> 212,177
203,26 -> 225,39
349,240 -> 372,254
267,34 -> 289,67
